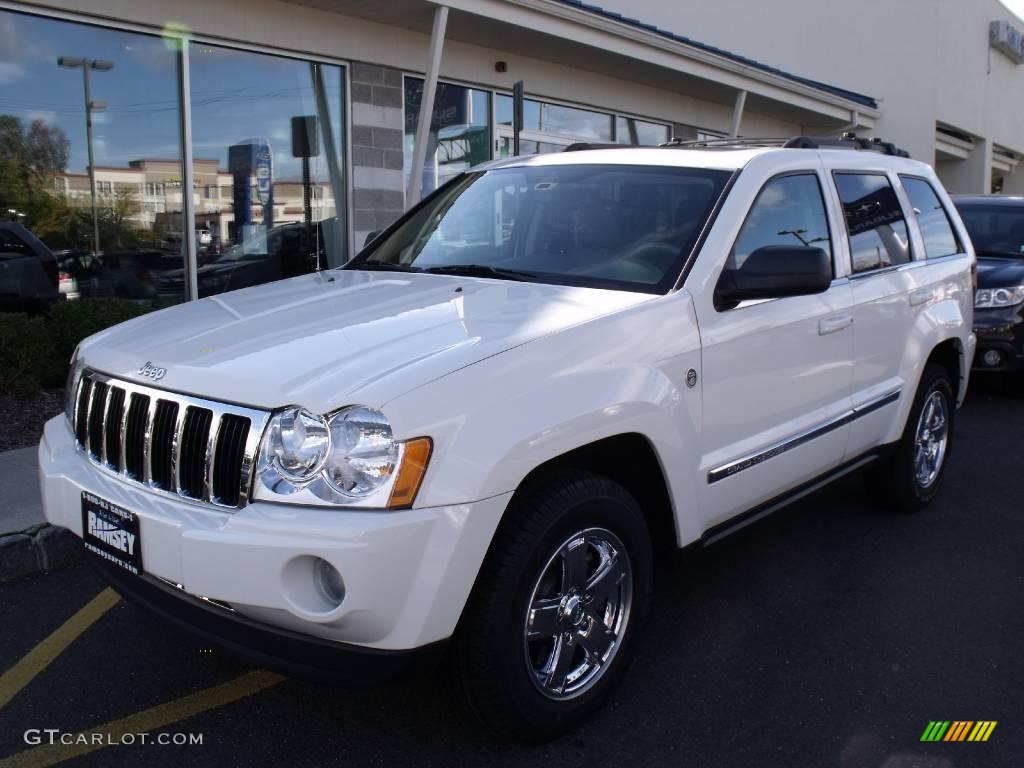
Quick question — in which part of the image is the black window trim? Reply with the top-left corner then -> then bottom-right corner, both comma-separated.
672,168 -> 740,291
705,168 -> 837,311
831,169 -> 917,278
896,173 -> 966,260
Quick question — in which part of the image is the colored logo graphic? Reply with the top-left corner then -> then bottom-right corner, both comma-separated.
920,721 -> 997,742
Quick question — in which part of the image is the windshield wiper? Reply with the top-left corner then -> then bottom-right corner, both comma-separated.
348,261 -> 422,273
420,264 -> 538,281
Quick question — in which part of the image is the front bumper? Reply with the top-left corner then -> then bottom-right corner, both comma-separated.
40,416 -> 511,654
973,305 -> 1024,371
87,555 -> 447,684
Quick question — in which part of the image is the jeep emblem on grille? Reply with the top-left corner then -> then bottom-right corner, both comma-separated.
137,361 -> 167,381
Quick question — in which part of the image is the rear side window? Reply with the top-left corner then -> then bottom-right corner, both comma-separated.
729,173 -> 833,273
834,173 -> 911,273
0,229 -> 30,255
900,177 -> 960,258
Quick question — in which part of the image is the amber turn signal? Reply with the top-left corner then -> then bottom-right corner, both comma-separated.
387,437 -> 433,509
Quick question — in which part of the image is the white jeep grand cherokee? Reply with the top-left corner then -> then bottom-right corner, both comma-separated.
39,136 -> 975,740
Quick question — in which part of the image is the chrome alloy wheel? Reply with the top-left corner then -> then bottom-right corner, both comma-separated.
523,527 -> 633,700
914,390 -> 949,489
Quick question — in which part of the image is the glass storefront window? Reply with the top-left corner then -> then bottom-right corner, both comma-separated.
616,116 -> 670,146
186,44 -> 347,298
404,77 -> 491,201
0,10 -> 186,309
495,95 -> 613,142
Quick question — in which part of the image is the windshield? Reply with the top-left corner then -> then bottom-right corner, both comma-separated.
956,203 -> 1024,258
348,164 -> 731,293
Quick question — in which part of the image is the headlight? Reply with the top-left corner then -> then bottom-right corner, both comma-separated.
322,406 -> 399,497
256,404 -> 431,509
265,407 -> 331,481
975,285 -> 1024,308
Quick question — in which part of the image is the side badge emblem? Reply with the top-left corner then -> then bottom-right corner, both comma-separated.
686,369 -> 698,388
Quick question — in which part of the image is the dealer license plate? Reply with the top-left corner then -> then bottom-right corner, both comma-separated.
81,491 -> 143,575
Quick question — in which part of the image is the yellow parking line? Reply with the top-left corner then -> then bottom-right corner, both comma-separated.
0,669 -> 286,768
0,588 -> 121,711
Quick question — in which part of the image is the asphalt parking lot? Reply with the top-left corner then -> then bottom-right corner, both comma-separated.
1,376 -> 1021,768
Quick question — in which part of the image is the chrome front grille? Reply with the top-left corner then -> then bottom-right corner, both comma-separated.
71,369 -> 270,510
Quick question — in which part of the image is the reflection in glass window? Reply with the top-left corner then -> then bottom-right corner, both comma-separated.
0,10 -> 186,309
900,177 -> 960,259
729,174 -> 832,272
403,78 -> 491,201
955,204 -> 1024,258
357,164 -> 729,293
834,173 -> 911,273
615,117 -> 670,146
186,44 -> 346,299
495,137 -> 571,158
496,95 -> 613,143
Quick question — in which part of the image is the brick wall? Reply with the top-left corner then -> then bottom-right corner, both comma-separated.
350,63 -> 406,250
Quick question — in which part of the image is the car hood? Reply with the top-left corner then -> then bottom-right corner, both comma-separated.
976,256 -> 1024,288
80,270 -> 652,412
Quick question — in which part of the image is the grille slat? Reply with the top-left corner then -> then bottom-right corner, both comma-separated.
74,378 -> 93,447
213,415 -> 251,506
104,388 -> 126,469
124,393 -> 151,479
69,370 -> 264,510
87,382 -> 108,458
180,407 -> 213,500
150,401 -> 179,491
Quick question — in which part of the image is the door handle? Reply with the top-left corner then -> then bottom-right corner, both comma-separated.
818,314 -> 854,335
909,288 -> 935,307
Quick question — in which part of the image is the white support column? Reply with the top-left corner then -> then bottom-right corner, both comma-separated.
176,39 -> 198,301
407,4 -> 449,207
938,137 -> 993,194
729,89 -> 747,138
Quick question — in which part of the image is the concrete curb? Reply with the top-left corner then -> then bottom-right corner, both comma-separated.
0,524 -> 82,583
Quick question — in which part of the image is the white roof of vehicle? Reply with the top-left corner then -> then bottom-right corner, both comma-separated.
479,146 -> 935,175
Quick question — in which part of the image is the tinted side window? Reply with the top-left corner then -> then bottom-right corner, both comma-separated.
834,173 -> 911,273
0,229 -> 30,255
900,177 -> 960,258
729,173 -> 832,272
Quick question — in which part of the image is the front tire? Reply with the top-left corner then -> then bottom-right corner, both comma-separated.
865,363 -> 955,513
455,470 -> 652,742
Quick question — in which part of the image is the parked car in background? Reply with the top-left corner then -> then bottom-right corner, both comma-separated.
102,249 -> 182,302
57,249 -> 182,304
952,195 -> 1024,371
156,220 -> 334,298
0,221 -> 61,314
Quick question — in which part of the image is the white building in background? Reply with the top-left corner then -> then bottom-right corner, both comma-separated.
597,0 -> 1024,195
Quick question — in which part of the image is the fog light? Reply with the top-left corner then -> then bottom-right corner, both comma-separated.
314,558 -> 345,607
983,349 -> 1003,367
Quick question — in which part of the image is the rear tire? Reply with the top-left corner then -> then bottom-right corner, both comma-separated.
865,363 -> 955,513
455,470 -> 652,742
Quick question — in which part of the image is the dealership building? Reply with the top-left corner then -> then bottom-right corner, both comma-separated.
2,0 -> 1023,302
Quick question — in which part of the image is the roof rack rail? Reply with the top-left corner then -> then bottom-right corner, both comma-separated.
562,142 -> 628,152
658,132 -> 911,157
561,133 -> 911,157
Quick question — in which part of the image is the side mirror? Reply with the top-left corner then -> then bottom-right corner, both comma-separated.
715,245 -> 831,309
363,230 -> 382,248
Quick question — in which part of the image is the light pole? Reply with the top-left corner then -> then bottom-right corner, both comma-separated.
58,56 -> 113,255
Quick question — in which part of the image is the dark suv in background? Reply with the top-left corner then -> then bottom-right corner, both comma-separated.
0,221 -> 61,314
953,195 -> 1024,372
